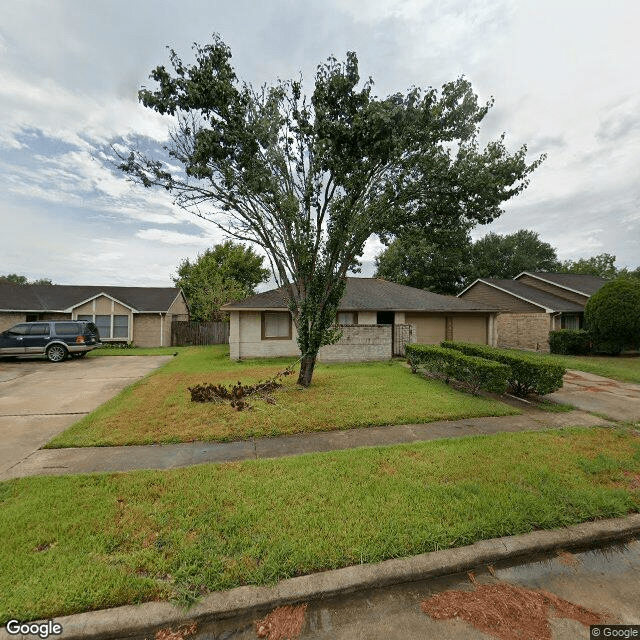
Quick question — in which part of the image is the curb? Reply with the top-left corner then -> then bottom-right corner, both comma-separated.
4,513 -> 640,640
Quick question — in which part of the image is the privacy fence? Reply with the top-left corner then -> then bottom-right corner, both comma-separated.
171,320 -> 230,346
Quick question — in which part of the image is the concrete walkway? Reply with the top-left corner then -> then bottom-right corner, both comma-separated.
548,369 -> 640,421
3,409 -> 611,480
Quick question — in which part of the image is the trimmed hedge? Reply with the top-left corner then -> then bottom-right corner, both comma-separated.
441,341 -> 566,397
405,343 -> 510,394
549,329 -> 591,355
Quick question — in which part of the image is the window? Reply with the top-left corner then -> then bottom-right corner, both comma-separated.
262,312 -> 291,339
561,314 -> 580,330
95,315 -> 111,339
113,315 -> 129,339
28,323 -> 49,335
8,324 -> 29,335
55,322 -> 81,335
337,312 -> 358,325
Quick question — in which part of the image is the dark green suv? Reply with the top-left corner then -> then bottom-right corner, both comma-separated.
0,321 -> 101,362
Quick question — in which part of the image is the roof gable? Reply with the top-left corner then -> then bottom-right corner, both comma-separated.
515,272 -> 607,296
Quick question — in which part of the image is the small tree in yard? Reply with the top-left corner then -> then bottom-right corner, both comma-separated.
174,241 -> 270,322
584,277 -> 640,354
116,35 -> 543,386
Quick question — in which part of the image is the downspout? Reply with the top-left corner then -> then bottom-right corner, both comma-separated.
159,312 -> 164,347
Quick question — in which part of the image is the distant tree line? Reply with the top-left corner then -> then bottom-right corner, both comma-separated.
0,274 -> 54,285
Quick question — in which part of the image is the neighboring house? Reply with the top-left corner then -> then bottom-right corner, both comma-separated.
221,277 -> 499,362
0,283 -> 189,347
458,272 -> 607,351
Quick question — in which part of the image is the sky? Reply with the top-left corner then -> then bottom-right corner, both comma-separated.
1,0 -> 638,287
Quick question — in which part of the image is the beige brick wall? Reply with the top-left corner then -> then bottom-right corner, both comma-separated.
319,324 -> 392,362
0,313 -> 26,332
357,311 -> 377,324
497,312 -> 552,351
132,314 -> 163,348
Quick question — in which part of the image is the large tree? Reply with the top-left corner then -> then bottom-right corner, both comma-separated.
173,241 -> 270,322
116,36 -> 542,386
375,227 -> 472,295
559,253 -> 618,279
466,229 -> 560,283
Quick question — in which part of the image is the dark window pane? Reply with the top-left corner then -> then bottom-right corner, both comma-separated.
8,324 -> 29,335
55,322 -> 81,335
113,315 -> 128,338
95,315 -> 111,339
28,323 -> 49,335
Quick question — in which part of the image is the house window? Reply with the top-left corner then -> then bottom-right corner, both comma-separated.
337,311 -> 358,325
262,312 -> 291,339
95,315 -> 112,339
113,315 -> 129,338
562,313 -> 580,330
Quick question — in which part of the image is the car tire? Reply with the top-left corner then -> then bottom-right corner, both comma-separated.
46,344 -> 68,362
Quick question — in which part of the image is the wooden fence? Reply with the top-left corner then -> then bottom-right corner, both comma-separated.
171,320 -> 230,346
393,324 -> 413,356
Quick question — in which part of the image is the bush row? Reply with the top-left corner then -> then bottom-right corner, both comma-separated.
440,341 -> 566,397
405,343 -> 510,395
549,329 -> 591,355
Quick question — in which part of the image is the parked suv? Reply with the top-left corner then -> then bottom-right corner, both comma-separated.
0,321 -> 101,362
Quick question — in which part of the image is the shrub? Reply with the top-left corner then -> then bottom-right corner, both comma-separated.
441,342 -> 566,397
406,343 -> 510,394
549,329 -> 591,355
584,277 -> 640,354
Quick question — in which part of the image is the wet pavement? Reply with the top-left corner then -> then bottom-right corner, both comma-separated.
548,369 -> 640,422
182,538 -> 640,640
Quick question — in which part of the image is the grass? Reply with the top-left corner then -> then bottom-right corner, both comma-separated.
88,346 -> 184,357
46,346 -> 519,447
2,426 -> 639,623
513,350 -> 640,384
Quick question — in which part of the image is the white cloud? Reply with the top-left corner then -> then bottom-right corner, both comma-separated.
136,228 -> 215,246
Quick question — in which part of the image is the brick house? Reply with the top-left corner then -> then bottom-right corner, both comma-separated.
0,283 -> 189,347
221,277 -> 499,362
458,272 -> 607,351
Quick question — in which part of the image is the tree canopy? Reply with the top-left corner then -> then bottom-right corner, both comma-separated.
558,253 -> 618,279
0,274 -> 53,285
173,241 -> 270,322
117,35 -> 543,385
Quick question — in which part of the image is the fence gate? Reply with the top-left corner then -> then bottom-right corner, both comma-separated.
171,321 -> 230,346
393,324 -> 413,356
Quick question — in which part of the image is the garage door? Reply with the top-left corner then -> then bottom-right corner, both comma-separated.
452,315 -> 487,344
405,314 -> 446,344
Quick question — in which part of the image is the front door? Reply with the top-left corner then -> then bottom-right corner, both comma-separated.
0,323 -> 30,354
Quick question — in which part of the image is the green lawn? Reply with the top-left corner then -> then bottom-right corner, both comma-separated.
88,346 -> 185,357
2,426 -> 639,623
513,351 -> 640,384
47,346 -> 519,447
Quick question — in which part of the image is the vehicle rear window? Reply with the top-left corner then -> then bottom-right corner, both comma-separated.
55,322 -> 81,335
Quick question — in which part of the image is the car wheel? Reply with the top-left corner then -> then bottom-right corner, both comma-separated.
46,344 -> 68,362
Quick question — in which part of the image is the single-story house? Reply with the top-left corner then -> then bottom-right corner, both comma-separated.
221,277 -> 500,362
0,283 -> 189,347
458,272 -> 607,351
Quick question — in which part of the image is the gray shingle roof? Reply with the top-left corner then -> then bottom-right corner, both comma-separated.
222,278 -> 499,313
517,272 -> 607,296
476,279 -> 585,312
0,283 -> 182,312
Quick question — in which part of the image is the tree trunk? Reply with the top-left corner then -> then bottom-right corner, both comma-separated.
297,354 -> 317,387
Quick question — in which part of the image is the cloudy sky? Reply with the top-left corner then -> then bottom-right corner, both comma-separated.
1,0 -> 638,287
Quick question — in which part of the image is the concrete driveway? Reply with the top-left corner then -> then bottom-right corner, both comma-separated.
547,369 -> 640,422
0,355 -> 173,480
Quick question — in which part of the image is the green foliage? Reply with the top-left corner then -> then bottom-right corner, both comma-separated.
0,274 -> 53,285
442,342 -> 566,397
116,34 -> 543,385
406,343 -> 510,394
549,329 -> 592,355
584,277 -> 640,354
375,227 -> 472,295
559,253 -> 618,279
466,229 -> 560,282
173,241 -> 270,322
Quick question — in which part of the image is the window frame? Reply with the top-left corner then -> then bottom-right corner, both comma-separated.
261,311 -> 292,340
336,311 -> 358,325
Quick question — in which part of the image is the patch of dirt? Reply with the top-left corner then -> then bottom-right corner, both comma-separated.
556,551 -> 580,567
421,582 -> 602,640
255,604 -> 307,640
380,462 -> 397,475
155,622 -> 197,640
